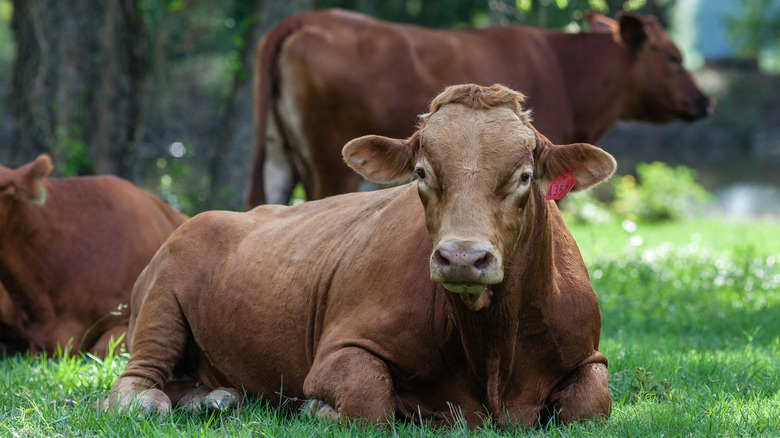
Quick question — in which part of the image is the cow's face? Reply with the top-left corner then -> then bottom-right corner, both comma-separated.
344,84 -> 615,309
597,13 -> 714,122
412,103 -> 533,292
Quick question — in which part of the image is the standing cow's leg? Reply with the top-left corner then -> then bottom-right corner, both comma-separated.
547,351 -> 611,423
263,110 -> 298,205
303,347 -> 395,424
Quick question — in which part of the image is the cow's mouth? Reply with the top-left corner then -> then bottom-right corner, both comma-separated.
443,283 -> 493,311
442,283 -> 487,294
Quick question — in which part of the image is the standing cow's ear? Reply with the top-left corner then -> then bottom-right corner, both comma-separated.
533,130 -> 615,193
617,12 -> 648,50
343,135 -> 415,184
586,12 -> 617,34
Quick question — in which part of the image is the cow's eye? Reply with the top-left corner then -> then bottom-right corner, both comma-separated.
521,173 -> 531,183
667,52 -> 681,64
416,168 -> 426,180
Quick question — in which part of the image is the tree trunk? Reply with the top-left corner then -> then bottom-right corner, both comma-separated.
10,0 -> 144,178
205,0 -> 313,211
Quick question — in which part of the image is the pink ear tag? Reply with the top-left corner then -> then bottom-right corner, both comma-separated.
545,171 -> 576,200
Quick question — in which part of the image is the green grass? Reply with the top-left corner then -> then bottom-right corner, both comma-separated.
2,218 -> 779,436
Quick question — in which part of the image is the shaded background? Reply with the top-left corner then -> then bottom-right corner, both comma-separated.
0,0 -> 778,216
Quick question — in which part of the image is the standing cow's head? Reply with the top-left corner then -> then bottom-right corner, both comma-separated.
588,12 -> 713,122
343,84 -> 615,310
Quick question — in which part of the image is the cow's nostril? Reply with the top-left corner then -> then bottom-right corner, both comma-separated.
434,250 -> 451,267
431,244 -> 503,285
474,252 -> 493,271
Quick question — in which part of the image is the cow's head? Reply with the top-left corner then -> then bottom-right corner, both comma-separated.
0,155 -> 53,218
587,12 -> 714,122
344,84 -> 615,310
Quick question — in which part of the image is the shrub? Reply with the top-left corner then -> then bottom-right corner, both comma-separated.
611,162 -> 712,222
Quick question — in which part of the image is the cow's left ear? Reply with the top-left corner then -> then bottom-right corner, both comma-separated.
586,12 -> 617,34
343,134 -> 416,183
18,154 -> 53,203
534,133 -> 616,192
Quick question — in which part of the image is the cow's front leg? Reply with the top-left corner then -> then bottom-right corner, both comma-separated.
303,346 -> 395,424
548,351 -> 611,423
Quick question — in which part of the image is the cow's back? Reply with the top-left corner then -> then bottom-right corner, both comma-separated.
42,176 -> 185,300
248,9 -> 574,206
277,10 -> 571,143
132,184 -> 462,400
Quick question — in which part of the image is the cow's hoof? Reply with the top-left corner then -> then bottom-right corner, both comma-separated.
178,386 -> 211,411
101,389 -> 172,418
136,389 -> 173,417
103,377 -> 172,418
179,386 -> 241,412
303,398 -> 340,421
204,387 -> 241,411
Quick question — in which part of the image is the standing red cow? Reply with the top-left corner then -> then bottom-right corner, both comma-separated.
0,155 -> 187,357
245,9 -> 711,208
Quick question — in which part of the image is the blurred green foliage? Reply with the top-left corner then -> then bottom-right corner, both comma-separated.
613,162 -> 713,222
728,0 -> 780,72
561,161 -> 713,224
56,127 -> 92,177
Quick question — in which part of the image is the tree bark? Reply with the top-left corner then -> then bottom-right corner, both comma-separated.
205,0 -> 313,211
10,0 -> 144,177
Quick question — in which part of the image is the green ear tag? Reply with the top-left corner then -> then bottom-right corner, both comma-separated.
31,180 -> 47,205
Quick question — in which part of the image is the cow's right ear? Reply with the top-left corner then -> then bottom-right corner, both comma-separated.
617,13 -> 648,50
343,135 -> 415,184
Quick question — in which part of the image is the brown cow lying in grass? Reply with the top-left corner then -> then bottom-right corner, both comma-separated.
0,155 -> 187,357
105,84 -> 615,429
246,9 -> 711,207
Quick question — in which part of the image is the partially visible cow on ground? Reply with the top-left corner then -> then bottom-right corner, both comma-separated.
0,283 -> 26,354
0,155 -> 187,357
105,84 -> 615,429
245,9 -> 711,209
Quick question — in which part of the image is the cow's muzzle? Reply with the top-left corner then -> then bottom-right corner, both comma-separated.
683,94 -> 715,121
430,240 -> 503,292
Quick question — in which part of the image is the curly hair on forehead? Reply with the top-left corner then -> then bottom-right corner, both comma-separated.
422,83 -> 532,124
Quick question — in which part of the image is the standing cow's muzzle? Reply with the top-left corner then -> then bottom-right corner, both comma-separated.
430,239 -> 503,308
684,94 -> 715,121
